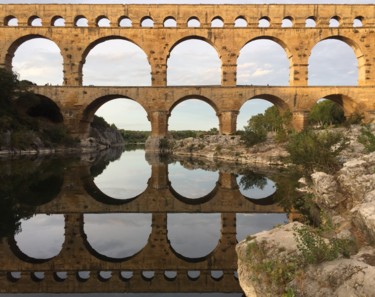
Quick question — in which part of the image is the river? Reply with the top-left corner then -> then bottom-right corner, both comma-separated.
0,146 -> 295,296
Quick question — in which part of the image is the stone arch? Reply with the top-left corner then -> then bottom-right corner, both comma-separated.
166,36 -> 222,86
306,16 -> 317,27
329,16 -> 341,27
312,93 -> 359,117
309,35 -> 363,85
51,15 -> 65,26
211,16 -> 224,27
96,15 -> 110,27
163,16 -> 177,27
258,16 -> 270,27
353,16 -> 364,27
28,15 -> 42,26
237,36 -> 291,86
4,15 -> 18,26
80,94 -> 149,135
20,93 -> 64,123
80,36 -> 151,85
118,16 -> 132,27
5,34 -> 63,80
241,94 -> 290,113
234,16 -> 247,27
74,15 -> 88,27
187,16 -> 200,27
281,16 -> 293,27
141,16 -> 154,27
169,95 -> 219,116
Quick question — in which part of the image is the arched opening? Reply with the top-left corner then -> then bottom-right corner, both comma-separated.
305,16 -> 316,27
281,17 -> 293,27
97,16 -> 110,27
168,213 -> 221,258
236,213 -> 287,241
93,147 -> 151,199
5,16 -> 18,26
14,214 -> 65,259
51,16 -> 65,27
237,39 -> 289,86
83,39 -> 151,86
118,17 -> 132,27
234,17 -> 247,27
187,17 -> 200,27
164,17 -> 177,27
29,16 -> 42,27
75,15 -> 88,27
329,16 -> 340,27
309,39 -> 358,86
310,94 -> 358,125
16,94 -> 64,123
168,160 -> 219,199
308,98 -> 345,127
211,17 -> 224,27
84,213 -> 151,259
353,17 -> 364,27
169,98 -> 219,132
12,37 -> 64,85
167,39 -> 221,86
258,17 -> 270,28
141,17 -> 154,27
237,98 -> 274,131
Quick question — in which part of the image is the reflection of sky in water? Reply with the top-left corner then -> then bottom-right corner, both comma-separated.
237,175 -> 277,199
15,214 -> 65,259
94,150 -> 151,199
168,163 -> 219,198
168,213 -> 221,258
84,213 -> 152,258
236,213 -> 288,241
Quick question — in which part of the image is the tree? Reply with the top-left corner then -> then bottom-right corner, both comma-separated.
308,100 -> 345,127
241,106 -> 292,147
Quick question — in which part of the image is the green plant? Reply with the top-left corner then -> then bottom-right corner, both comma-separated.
308,100 -> 345,127
294,225 -> 356,265
358,125 -> 375,152
286,129 -> 348,173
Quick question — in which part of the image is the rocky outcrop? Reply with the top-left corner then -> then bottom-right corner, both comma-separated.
171,134 -> 288,166
237,152 -> 375,297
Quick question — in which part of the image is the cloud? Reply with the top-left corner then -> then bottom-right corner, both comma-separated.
251,68 -> 273,77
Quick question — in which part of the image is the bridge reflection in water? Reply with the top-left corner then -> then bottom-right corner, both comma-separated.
0,149 -> 296,294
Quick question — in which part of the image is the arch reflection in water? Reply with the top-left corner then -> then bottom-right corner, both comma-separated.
93,149 -> 151,199
15,214 -> 64,259
168,162 -> 219,199
168,213 -> 221,258
84,213 -> 152,259
237,172 -> 276,199
236,213 -> 288,241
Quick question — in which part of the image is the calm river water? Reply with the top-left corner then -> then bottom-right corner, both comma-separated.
0,146 -> 295,296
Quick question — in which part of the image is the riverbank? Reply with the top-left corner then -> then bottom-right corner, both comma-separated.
170,124 -> 375,296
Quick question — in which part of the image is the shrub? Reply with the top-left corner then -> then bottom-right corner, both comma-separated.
358,125 -> 375,153
286,129 -> 348,173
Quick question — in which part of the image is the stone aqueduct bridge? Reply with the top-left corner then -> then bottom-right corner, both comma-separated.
1,4 -> 375,143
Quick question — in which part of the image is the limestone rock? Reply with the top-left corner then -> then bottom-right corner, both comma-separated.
236,222 -> 303,297
311,172 -> 345,208
291,247 -> 375,297
352,201 -> 375,243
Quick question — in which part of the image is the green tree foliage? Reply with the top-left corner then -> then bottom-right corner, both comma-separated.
286,129 -> 348,173
308,100 -> 345,127
242,106 -> 292,147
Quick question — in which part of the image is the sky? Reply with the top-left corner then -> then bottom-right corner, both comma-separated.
6,0 -> 364,130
